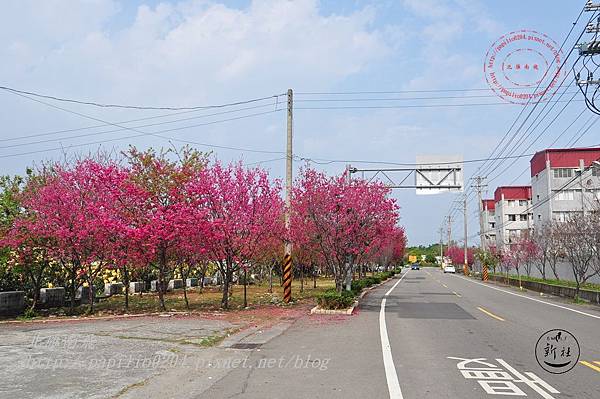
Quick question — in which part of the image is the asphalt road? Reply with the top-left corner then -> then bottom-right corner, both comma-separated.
201,268 -> 600,399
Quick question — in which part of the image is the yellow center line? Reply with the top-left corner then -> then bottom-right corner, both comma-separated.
453,291 -> 462,297
581,361 -> 600,372
477,306 -> 505,322
595,361 -> 600,366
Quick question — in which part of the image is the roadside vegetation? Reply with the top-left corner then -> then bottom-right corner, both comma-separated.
316,270 -> 399,309
0,146 -> 406,318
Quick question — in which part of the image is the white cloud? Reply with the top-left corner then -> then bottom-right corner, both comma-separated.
0,0 -> 392,105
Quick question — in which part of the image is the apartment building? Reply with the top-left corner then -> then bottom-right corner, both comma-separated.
481,199 -> 496,250
530,148 -> 600,228
493,186 -> 532,250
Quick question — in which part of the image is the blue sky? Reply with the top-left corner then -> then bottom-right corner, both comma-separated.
0,0 -> 592,245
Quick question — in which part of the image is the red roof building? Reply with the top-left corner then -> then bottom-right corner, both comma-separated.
493,186 -> 532,203
530,147 -> 600,177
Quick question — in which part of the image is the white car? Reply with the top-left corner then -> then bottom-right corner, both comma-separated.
443,265 -> 456,274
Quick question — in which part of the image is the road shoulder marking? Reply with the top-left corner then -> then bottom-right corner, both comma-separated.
477,306 -> 505,322
379,271 -> 407,399
454,275 -> 600,320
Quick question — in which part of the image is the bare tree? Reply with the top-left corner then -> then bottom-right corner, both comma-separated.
533,224 -> 561,280
556,214 -> 599,300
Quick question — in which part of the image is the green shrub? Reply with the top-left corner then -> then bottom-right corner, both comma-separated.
316,289 -> 356,309
351,280 -> 368,293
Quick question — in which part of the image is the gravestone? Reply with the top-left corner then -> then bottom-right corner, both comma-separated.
129,282 -> 144,293
76,286 -> 95,304
39,287 -> 65,308
104,282 -> 124,296
186,278 -> 198,288
0,291 -> 25,316
168,279 -> 183,291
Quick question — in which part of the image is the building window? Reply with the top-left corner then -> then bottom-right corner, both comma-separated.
593,168 -> 600,177
555,190 -> 575,201
538,214 -> 541,220
519,214 -> 528,221
553,168 -> 573,178
507,200 -> 516,207
508,215 -> 516,221
519,200 -> 528,206
490,222 -> 495,228
553,211 -> 575,222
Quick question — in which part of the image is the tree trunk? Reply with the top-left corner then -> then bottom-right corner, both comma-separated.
268,265 -> 273,293
123,266 -> 130,311
221,272 -> 230,309
312,263 -> 317,289
157,248 -> 167,311
87,273 -> 94,314
69,266 -> 76,314
182,267 -> 190,310
243,269 -> 248,308
300,264 -> 304,293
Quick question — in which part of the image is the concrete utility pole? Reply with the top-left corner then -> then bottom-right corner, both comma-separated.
446,215 -> 453,248
345,165 -> 353,291
282,89 -> 293,303
473,176 -> 487,252
439,227 -> 444,267
579,159 -> 586,216
463,196 -> 469,276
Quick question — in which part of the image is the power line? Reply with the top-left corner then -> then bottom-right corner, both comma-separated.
295,99 -> 583,111
295,85 -> 576,95
1,89 -> 285,159
467,155 -> 600,240
0,102 -> 280,144
294,93 -> 581,102
0,102 -> 282,150
0,85 -> 285,111
446,4 -> 593,228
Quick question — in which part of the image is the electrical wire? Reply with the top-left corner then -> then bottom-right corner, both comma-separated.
0,85 -> 285,111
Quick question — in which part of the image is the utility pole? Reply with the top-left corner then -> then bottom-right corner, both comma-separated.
446,215 -> 453,248
345,165 -> 353,290
473,176 -> 487,252
463,196 -> 469,276
282,89 -> 293,303
439,227 -> 444,268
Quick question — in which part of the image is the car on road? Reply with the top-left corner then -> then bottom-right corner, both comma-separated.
443,265 -> 456,273
410,263 -> 420,270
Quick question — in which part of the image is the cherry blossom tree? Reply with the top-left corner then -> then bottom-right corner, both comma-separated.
445,246 -> 474,267
291,168 -> 400,293
122,147 -> 210,310
185,162 -> 284,309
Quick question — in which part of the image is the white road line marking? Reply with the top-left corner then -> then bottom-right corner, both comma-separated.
442,283 -> 448,288
385,271 -> 408,297
454,275 -> 600,320
452,291 -> 461,297
379,271 -> 407,398
380,299 -> 403,398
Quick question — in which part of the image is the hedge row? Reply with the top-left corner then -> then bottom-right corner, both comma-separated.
316,269 -> 400,310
